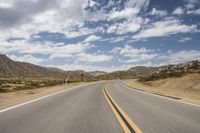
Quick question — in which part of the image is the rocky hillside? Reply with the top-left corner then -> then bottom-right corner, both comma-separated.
128,66 -> 159,76
97,66 -> 159,80
156,60 -> 200,74
88,71 -> 107,76
1,54 -> 199,81
97,61 -> 200,80
139,60 -> 200,82
65,70 -> 97,82
0,54 -> 96,82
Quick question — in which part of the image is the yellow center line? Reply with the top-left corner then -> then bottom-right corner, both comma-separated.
103,88 -> 142,133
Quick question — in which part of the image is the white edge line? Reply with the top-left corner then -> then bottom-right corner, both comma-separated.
0,84 -> 86,114
121,83 -> 200,108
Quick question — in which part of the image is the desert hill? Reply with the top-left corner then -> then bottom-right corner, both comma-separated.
1,54 -> 199,81
96,66 -> 159,80
0,54 -> 96,82
88,71 -> 107,76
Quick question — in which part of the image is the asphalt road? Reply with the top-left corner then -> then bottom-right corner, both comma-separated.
0,81 -> 200,133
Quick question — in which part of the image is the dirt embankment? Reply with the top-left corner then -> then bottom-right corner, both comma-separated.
125,73 -> 200,104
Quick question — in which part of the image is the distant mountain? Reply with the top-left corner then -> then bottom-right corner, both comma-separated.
96,66 -> 159,80
128,66 -> 159,76
1,54 -> 199,81
0,55 -> 64,79
0,54 -> 96,82
88,71 -> 107,76
65,70 -> 97,82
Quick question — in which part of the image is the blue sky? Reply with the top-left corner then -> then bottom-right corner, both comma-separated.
0,0 -> 200,72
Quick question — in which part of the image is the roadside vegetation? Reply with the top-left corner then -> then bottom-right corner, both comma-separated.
0,78 -> 65,93
138,72 -> 186,82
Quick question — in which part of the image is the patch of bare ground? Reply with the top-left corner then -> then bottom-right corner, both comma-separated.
124,73 -> 200,105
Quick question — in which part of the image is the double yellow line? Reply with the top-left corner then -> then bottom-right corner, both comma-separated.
103,88 -> 142,133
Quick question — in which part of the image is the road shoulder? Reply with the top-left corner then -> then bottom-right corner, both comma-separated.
123,78 -> 200,106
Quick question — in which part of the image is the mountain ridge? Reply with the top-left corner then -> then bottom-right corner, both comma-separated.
0,54 -> 199,81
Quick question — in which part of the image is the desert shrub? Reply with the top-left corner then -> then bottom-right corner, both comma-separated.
0,87 -> 6,92
0,78 -> 66,93
14,86 -> 26,91
138,72 -> 185,82
0,79 -> 7,85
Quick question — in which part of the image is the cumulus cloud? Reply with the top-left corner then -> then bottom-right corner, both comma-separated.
78,53 -> 113,62
149,8 -> 167,16
49,60 -> 154,72
0,0 -> 91,41
178,37 -> 192,42
167,50 -> 200,63
172,7 -> 185,15
107,17 -> 142,35
8,54 -> 45,65
0,39 -> 92,58
107,36 -> 128,43
49,63 -> 122,72
132,18 -> 198,40
187,9 -> 200,15
84,35 -> 101,42
111,45 -> 158,63
0,0 -> 56,28
109,8 -> 139,20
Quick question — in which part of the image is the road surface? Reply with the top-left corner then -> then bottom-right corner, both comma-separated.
0,80 -> 200,133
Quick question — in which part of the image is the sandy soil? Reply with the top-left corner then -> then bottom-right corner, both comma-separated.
124,73 -> 200,105
0,82 -> 92,109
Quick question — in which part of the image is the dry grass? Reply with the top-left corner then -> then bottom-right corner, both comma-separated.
125,73 -> 200,105
0,82 -> 90,108
0,78 -> 65,92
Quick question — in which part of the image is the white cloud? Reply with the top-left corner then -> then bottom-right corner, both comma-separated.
0,0 -> 14,8
107,17 -> 142,35
168,50 -> 200,63
149,8 -> 167,16
109,8 -> 139,20
78,53 -> 113,62
111,45 -> 158,63
49,53 -> 73,59
84,35 -> 101,42
107,0 -> 150,21
8,54 -> 45,65
186,0 -> 200,4
178,37 -> 192,42
172,7 -> 185,15
105,0 -> 150,35
0,0 -> 94,41
0,40 -> 92,58
49,63 -> 118,72
125,0 -> 150,9
64,28 -> 94,38
108,36 -> 128,43
187,9 -> 200,15
109,47 -> 122,54
49,62 -> 153,72
132,18 -> 198,40
185,4 -> 194,10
